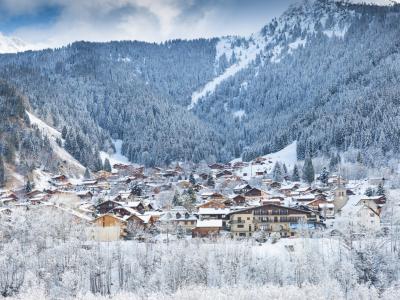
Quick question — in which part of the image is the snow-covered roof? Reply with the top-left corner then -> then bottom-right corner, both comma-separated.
196,219 -> 223,228
137,215 -> 152,224
198,208 -> 230,215
319,203 -> 334,208
293,195 -> 315,201
126,201 -> 142,208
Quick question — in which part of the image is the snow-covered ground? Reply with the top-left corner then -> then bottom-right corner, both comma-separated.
232,141 -> 298,179
232,110 -> 246,120
188,34 -> 267,110
100,139 -> 132,169
27,111 -> 85,176
0,32 -> 46,53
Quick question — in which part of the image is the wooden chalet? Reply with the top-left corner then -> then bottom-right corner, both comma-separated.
208,163 -> 225,170
92,214 -> 127,241
233,184 -> 252,194
216,170 -> 233,178
96,200 -> 122,214
244,188 -> 268,201
192,220 -> 223,238
197,200 -> 226,209
232,195 -> 246,205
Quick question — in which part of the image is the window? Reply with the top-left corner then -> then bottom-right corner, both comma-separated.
237,224 -> 244,228
247,217 -> 250,220
238,217 -> 242,222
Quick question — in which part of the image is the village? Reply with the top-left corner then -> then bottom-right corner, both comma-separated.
0,147 -> 388,244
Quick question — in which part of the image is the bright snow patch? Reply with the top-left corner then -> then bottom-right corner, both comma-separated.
27,111 -> 85,175
232,110 -> 246,120
0,32 -> 46,53
100,139 -> 131,168
323,25 -> 349,39
188,34 -> 266,110
232,141 -> 297,180
288,38 -> 307,52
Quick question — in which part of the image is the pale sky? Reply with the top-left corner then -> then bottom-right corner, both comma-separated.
0,0 -> 395,48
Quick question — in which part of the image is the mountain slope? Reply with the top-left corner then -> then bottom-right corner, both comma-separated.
191,1 -> 400,166
26,112 -> 85,175
1,0 -> 400,168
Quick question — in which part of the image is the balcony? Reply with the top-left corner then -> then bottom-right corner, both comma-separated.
230,220 -> 246,224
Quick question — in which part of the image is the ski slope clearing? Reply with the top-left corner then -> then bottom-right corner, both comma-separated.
27,111 -> 85,176
100,139 -> 132,168
188,34 -> 266,110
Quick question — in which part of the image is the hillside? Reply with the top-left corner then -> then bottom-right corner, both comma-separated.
191,1 -> 400,166
0,0 -> 399,168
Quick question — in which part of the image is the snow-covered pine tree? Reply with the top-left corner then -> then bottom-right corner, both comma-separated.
302,157 -> 315,185
0,156 -> 5,187
25,179 -> 33,193
84,168 -> 91,179
319,167 -> 329,185
61,126 -> 68,139
207,174 -> 215,187
172,190 -> 181,206
376,183 -> 385,197
189,173 -> 196,185
104,158 -> 112,172
131,185 -> 142,196
273,162 -> 283,182
365,187 -> 374,197
292,165 -> 300,182
282,163 -> 288,179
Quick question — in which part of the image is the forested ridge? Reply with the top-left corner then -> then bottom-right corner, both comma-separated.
1,0 -> 400,169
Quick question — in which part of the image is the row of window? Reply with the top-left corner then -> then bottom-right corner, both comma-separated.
254,209 -> 289,215
257,216 -> 302,223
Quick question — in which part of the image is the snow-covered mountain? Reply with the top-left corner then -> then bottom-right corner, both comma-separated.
1,0 -> 400,171
189,0 -> 355,109
0,32 -> 33,53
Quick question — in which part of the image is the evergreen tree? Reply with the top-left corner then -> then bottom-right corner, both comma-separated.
273,162 -> 283,182
189,173 -> 196,185
292,165 -> 300,182
329,153 -> 342,172
187,187 -> 196,204
176,225 -> 186,239
104,158 -> 112,172
25,179 -> 33,193
302,157 -> 315,185
376,183 -> 385,196
207,174 -> 215,187
131,185 -> 142,196
61,126 -> 68,139
93,151 -> 103,172
319,167 -> 329,185
56,137 -> 62,147
0,156 -> 5,187
356,152 -> 363,164
365,187 -> 374,197
172,190 -> 182,207
282,163 -> 288,179
84,168 -> 91,179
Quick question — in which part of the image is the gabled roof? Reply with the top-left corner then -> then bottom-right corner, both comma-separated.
93,213 -> 127,223
198,208 -> 230,215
